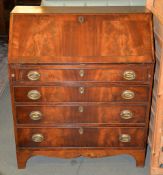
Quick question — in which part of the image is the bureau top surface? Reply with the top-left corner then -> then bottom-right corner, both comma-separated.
12,6 -> 151,14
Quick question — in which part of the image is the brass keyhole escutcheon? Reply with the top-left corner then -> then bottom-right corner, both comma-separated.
123,70 -> 136,81
120,110 -> 133,120
27,90 -> 41,100
79,70 -> 84,77
27,71 -> 40,81
78,16 -> 85,24
121,90 -> 135,100
29,111 -> 42,121
79,128 -> 84,135
32,134 -> 44,143
79,87 -> 85,94
78,106 -> 84,113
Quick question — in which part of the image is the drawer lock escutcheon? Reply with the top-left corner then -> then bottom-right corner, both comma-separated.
79,128 -> 84,135
29,111 -> 42,121
123,70 -> 136,81
78,16 -> 85,24
121,90 -> 135,100
78,106 -> 84,113
27,71 -> 40,81
120,110 -> 133,120
27,90 -> 41,100
32,134 -> 44,143
79,87 -> 85,94
119,134 -> 131,143
79,70 -> 85,77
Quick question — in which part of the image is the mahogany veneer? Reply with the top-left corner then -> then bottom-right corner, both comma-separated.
8,6 -> 155,169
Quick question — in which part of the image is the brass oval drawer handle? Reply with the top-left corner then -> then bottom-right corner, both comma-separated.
121,90 -> 135,100
32,133 -> 44,143
123,70 -> 136,81
78,16 -> 85,24
78,106 -> 84,113
29,111 -> 42,121
27,90 -> 41,100
27,71 -> 40,81
79,70 -> 84,77
120,110 -> 133,120
79,128 -> 84,135
119,134 -> 131,143
79,87 -> 85,94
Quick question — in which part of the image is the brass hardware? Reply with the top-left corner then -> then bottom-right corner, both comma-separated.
78,16 -> 85,24
78,106 -> 84,113
121,90 -> 135,100
32,133 -> 44,143
79,128 -> 84,135
27,90 -> 41,100
11,73 -> 15,78
120,110 -> 133,120
79,87 -> 85,94
79,70 -> 84,77
123,70 -> 136,81
29,111 -> 42,121
119,134 -> 131,143
27,71 -> 40,81
148,74 -> 151,79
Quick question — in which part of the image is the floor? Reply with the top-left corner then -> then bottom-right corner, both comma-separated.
0,37 -> 8,96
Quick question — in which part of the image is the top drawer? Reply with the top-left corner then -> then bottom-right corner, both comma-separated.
11,64 -> 152,83
9,13 -> 154,63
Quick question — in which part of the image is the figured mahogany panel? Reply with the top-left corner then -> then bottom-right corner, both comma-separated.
14,86 -> 149,103
98,15 -> 153,57
10,15 -> 96,59
17,127 -> 145,148
13,64 -> 150,83
8,10 -> 154,63
16,104 -> 147,124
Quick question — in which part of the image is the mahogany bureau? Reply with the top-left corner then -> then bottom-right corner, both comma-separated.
8,6 -> 155,169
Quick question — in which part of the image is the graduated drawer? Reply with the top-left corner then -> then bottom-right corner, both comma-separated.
12,65 -> 151,83
17,127 -> 145,148
16,105 -> 147,124
14,86 -> 149,102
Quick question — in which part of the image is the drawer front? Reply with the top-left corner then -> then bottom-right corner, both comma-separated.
16,105 -> 147,124
17,127 -> 145,148
14,65 -> 149,83
14,86 -> 149,102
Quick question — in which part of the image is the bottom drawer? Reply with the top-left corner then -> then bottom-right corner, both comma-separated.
17,127 -> 145,148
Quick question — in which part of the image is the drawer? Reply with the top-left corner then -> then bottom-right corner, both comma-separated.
13,65 -> 150,83
14,86 -> 149,103
16,105 -> 147,124
17,127 -> 145,148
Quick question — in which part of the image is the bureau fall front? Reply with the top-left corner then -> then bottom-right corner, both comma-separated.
8,6 -> 155,168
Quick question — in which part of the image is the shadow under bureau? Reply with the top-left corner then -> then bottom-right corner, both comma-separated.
8,6 -> 155,169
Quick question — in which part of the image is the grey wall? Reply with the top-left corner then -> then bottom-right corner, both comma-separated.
41,0 -> 146,6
